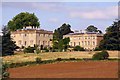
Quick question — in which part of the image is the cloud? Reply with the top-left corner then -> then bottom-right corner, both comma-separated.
69,6 -> 118,20
48,18 -> 59,23
2,2 -> 118,20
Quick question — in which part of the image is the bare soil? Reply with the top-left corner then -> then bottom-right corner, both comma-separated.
8,61 -> 118,78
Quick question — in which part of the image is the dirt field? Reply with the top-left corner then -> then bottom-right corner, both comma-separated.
8,61 -> 118,78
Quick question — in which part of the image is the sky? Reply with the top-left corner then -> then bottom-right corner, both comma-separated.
1,1 -> 119,33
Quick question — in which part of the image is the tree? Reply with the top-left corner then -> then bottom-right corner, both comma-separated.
2,26 -> 18,56
53,23 -> 73,51
73,46 -> 85,51
99,20 -> 120,50
85,25 -> 102,33
53,23 -> 73,41
92,50 -> 109,60
7,12 -> 40,31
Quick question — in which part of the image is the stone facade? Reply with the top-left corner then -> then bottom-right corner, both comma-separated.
63,32 -> 103,50
11,26 -> 53,48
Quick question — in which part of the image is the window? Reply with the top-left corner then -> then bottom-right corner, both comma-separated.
88,41 -> 90,45
18,40 -> 22,45
25,34 -> 27,37
74,42 -> 76,46
43,34 -> 45,37
93,41 -> 95,45
82,41 -> 84,45
48,34 -> 50,37
48,41 -> 50,46
39,40 -> 40,45
24,41 -> 27,46
85,41 -> 87,45
30,40 -> 33,45
71,42 -> 72,46
43,41 -> 45,46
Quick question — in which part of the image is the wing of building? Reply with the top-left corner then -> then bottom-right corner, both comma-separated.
63,31 -> 103,50
11,26 -> 53,48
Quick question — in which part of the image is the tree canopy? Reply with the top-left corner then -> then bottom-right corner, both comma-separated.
2,26 -> 18,56
99,20 -> 120,50
53,23 -> 73,41
85,25 -> 102,33
7,12 -> 40,31
53,23 -> 73,51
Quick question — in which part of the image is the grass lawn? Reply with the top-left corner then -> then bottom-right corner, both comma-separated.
2,51 -> 119,65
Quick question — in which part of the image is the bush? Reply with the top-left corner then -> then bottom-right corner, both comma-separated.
35,57 -> 42,63
92,50 -> 109,60
23,46 -> 35,53
56,58 -> 62,61
69,58 -> 76,60
35,49 -> 40,54
73,46 -> 85,51
2,64 -> 9,79
43,47 -> 49,52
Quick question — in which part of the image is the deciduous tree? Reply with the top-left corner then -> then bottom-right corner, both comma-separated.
7,12 -> 40,31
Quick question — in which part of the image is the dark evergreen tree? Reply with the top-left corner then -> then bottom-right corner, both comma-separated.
2,26 -> 18,56
99,20 -> 120,50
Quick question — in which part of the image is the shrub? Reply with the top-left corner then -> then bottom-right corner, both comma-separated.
56,58 -> 62,61
92,50 -> 109,60
73,46 -> 85,51
69,58 -> 76,60
35,57 -> 42,63
2,64 -> 9,79
23,46 -> 35,53
35,49 -> 40,54
43,47 -> 49,52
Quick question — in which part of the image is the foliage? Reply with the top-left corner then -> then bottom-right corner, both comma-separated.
73,46 -> 85,51
23,46 -> 36,53
92,50 -> 109,60
99,20 -> 120,50
53,23 -> 73,51
35,48 -> 40,54
2,64 -> 9,79
7,12 -> 40,31
94,47 -> 102,51
43,47 -> 49,52
85,25 -> 102,33
35,57 -> 42,63
2,26 -> 18,56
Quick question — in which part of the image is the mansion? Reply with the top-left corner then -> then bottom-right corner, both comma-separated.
11,26 -> 53,48
11,26 -> 103,50
63,31 -> 103,50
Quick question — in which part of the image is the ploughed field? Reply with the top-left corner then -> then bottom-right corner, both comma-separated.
8,61 -> 118,78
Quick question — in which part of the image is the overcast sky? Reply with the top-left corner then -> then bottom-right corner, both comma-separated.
1,1 -> 118,32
